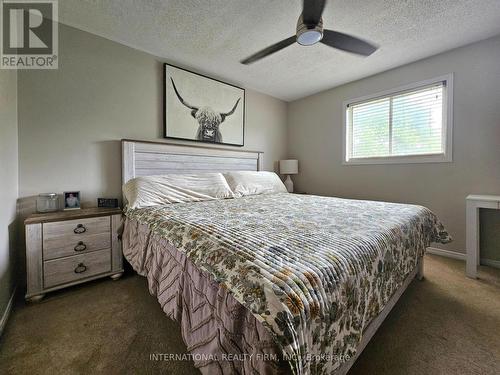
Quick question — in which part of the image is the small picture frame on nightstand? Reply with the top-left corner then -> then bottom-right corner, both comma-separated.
63,191 -> 81,210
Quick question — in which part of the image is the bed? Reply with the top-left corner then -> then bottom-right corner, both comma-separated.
121,139 -> 451,375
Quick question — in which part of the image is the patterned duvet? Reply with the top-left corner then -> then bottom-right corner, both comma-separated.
124,193 -> 451,374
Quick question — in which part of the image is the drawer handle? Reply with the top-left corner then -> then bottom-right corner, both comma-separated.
74,224 -> 87,234
74,241 -> 87,252
74,263 -> 87,274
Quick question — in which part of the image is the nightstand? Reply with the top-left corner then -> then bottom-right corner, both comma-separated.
25,208 -> 124,302
466,195 -> 500,278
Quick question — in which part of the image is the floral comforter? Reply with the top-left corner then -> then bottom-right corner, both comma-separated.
124,193 -> 451,374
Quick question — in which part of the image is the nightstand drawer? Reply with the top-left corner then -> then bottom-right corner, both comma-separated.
44,249 -> 111,288
43,216 -> 110,242
43,232 -> 111,260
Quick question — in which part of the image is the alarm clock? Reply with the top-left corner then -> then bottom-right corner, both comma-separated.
97,198 -> 119,208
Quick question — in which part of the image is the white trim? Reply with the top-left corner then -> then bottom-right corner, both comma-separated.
342,73 -> 454,165
480,258 -> 500,269
0,287 -> 16,337
343,153 -> 450,165
426,247 -> 465,260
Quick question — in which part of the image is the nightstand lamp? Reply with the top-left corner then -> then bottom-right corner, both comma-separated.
279,159 -> 299,193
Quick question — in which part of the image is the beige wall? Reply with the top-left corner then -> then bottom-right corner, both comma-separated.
18,24 -> 288,208
288,35 -> 500,256
480,209 -> 500,262
0,69 -> 18,322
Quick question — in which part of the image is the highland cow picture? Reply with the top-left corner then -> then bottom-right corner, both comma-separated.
164,64 -> 245,146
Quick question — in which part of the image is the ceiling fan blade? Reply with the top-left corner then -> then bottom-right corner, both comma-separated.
240,36 -> 296,65
302,0 -> 326,25
321,29 -> 378,56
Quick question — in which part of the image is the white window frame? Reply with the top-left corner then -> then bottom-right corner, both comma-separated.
342,73 -> 453,165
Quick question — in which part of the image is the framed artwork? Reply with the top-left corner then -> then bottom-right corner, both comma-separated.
63,191 -> 81,210
164,63 -> 245,146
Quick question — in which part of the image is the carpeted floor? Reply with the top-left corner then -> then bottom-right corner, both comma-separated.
1,254 -> 499,375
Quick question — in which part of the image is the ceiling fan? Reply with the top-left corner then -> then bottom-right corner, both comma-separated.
241,0 -> 378,65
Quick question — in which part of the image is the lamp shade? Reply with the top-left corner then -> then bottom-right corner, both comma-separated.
279,159 -> 298,175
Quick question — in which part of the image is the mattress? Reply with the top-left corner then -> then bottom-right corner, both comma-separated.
123,193 -> 451,374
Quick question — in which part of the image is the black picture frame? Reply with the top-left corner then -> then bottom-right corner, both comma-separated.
163,63 -> 245,147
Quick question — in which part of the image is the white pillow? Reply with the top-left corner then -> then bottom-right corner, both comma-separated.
123,173 -> 234,209
223,171 -> 287,197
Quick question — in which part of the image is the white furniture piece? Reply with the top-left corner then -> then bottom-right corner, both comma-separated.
279,159 -> 298,192
466,194 -> 500,278
25,208 -> 124,302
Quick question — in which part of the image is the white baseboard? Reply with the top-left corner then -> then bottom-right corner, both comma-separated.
0,286 -> 16,337
480,258 -> 500,269
426,247 -> 466,260
426,247 -> 500,269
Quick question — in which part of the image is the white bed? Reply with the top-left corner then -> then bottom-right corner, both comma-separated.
121,139 -> 447,375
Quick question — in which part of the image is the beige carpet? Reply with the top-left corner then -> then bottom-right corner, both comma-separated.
1,254 -> 499,375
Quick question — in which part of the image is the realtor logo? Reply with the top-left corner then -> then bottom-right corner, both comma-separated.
1,0 -> 58,69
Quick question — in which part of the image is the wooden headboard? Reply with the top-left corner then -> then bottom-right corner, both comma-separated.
122,139 -> 264,185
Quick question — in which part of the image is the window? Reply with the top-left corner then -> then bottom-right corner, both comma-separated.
343,74 -> 453,164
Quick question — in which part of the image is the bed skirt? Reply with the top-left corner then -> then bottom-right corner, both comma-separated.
122,218 -> 289,375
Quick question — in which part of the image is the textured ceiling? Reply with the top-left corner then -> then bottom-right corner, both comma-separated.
59,0 -> 500,101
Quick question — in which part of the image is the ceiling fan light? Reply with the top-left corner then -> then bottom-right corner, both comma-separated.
297,30 -> 322,46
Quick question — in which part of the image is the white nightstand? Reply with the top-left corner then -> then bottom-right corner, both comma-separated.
25,208 -> 124,302
466,195 -> 500,278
